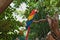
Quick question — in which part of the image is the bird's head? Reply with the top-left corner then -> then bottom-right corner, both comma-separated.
31,9 -> 39,15
34,9 -> 38,13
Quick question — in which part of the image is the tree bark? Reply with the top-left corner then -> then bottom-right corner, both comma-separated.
33,13 -> 60,40
0,0 -> 13,13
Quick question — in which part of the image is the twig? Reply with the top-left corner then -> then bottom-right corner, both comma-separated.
33,19 -> 46,23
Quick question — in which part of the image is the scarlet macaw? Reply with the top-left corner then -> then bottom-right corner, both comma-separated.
25,9 -> 38,40
26,9 -> 38,29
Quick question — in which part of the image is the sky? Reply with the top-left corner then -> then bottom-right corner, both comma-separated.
10,2 -> 28,33
10,2 -> 27,22
59,15 -> 60,20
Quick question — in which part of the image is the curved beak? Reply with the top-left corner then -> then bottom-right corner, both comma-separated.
35,9 -> 39,13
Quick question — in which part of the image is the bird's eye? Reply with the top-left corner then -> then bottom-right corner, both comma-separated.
35,10 -> 37,12
35,10 -> 38,13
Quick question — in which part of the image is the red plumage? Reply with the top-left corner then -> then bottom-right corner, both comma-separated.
25,27 -> 30,40
30,9 -> 37,16
25,9 -> 38,40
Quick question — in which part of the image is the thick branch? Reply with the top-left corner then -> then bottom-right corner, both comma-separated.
33,19 -> 46,23
33,15 -> 52,23
0,0 -> 13,13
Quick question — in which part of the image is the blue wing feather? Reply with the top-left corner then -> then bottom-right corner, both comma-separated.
26,20 -> 33,29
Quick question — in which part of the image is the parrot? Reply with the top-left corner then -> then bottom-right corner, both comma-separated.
25,9 -> 38,40
26,9 -> 38,29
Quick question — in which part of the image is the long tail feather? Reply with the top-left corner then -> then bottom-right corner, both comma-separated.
25,27 -> 30,40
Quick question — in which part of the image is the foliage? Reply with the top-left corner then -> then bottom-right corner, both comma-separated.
0,0 -> 60,40
24,0 -> 60,39
0,0 -> 24,40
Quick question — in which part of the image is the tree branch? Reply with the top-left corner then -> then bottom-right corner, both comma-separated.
0,0 -> 13,13
33,19 -> 46,23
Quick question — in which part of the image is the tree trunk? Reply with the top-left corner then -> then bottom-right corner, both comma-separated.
0,0 -> 13,13
46,13 -> 60,40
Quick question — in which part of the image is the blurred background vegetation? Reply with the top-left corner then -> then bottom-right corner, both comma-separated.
0,0 -> 60,40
